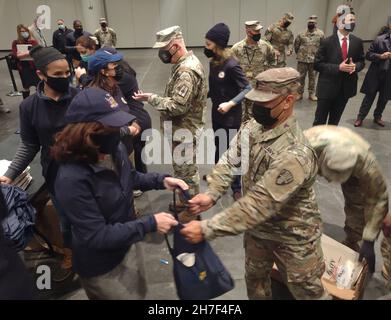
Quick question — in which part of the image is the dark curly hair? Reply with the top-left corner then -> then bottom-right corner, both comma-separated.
51,122 -> 118,164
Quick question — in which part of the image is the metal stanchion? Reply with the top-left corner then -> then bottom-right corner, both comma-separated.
0,54 -> 22,97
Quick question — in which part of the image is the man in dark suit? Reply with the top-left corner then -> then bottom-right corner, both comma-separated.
355,18 -> 391,127
313,13 -> 365,126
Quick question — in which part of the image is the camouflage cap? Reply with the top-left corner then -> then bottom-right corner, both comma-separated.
318,144 -> 357,183
283,12 -> 294,23
308,15 -> 318,23
245,67 -> 300,102
245,20 -> 263,31
153,26 -> 183,48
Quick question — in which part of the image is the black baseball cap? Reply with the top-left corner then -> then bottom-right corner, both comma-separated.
66,87 -> 136,127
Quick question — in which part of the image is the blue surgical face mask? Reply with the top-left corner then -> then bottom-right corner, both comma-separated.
58,24 -> 65,30
21,32 -> 29,39
80,54 -> 90,62
344,22 -> 356,33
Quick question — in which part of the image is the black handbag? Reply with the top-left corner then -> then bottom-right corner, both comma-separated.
165,189 -> 234,300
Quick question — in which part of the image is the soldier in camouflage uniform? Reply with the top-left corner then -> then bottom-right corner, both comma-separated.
232,20 -> 276,122
381,214 -> 391,289
133,26 -> 207,203
182,67 -> 329,300
304,125 -> 389,273
265,13 -> 294,68
294,15 -> 324,101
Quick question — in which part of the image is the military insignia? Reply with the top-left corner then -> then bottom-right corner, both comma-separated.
199,271 -> 207,281
246,71 -> 253,78
276,169 -> 294,185
218,71 -> 225,79
178,85 -> 189,98
105,94 -> 119,108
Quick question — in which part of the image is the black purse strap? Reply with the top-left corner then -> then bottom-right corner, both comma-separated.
164,188 -> 190,255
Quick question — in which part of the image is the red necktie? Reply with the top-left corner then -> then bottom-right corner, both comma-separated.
342,37 -> 348,61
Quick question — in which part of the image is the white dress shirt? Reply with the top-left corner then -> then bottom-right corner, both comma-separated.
337,30 -> 350,52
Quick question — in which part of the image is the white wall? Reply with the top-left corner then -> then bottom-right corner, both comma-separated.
107,0 -> 330,48
0,0 -> 84,50
0,0 -> 389,51
324,0 -> 390,40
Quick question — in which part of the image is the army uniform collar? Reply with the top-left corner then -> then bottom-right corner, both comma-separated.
176,51 -> 193,64
255,116 -> 297,142
305,28 -> 319,36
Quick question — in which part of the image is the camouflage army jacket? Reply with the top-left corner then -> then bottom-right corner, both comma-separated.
148,51 -> 207,136
294,29 -> 324,63
202,116 -> 322,244
265,24 -> 294,64
231,38 -> 276,85
304,126 -> 389,241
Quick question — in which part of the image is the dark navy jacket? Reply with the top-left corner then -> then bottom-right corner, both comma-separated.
54,143 -> 168,278
20,82 -> 79,194
208,57 -> 249,128
360,33 -> 391,99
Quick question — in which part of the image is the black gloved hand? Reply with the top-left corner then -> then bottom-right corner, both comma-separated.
358,240 -> 375,273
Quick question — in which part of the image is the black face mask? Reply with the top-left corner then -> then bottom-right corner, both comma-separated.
252,100 -> 285,127
75,28 -> 83,35
308,23 -> 316,30
283,21 -> 291,28
93,131 -> 121,155
158,45 -> 178,64
114,64 -> 124,81
344,22 -> 355,32
204,48 -> 215,58
45,75 -> 71,93
101,23 -> 107,29
252,34 -> 261,42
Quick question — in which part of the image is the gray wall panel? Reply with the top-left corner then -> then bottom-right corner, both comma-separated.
0,0 -> 388,51
186,0 -> 213,47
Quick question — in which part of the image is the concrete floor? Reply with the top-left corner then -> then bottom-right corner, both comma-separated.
0,47 -> 390,300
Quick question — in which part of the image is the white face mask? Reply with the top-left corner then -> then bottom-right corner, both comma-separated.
21,32 -> 29,39
58,24 -> 65,30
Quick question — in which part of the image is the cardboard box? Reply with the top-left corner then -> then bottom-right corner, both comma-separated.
271,234 -> 369,300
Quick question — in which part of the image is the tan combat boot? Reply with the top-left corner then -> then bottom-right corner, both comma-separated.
309,93 -> 318,101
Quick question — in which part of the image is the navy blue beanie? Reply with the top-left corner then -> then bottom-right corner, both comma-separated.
205,23 -> 230,48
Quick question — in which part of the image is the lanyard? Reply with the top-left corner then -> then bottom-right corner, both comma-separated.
244,46 -> 256,66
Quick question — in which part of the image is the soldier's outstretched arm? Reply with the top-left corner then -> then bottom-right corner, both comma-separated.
360,158 -> 389,242
148,71 -> 195,117
201,152 -> 310,240
266,42 -> 277,66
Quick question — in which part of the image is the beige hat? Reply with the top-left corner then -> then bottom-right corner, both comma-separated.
245,67 -> 300,102
283,12 -> 294,23
308,15 -> 318,23
99,17 -> 107,24
153,26 -> 183,48
245,20 -> 263,31
318,144 -> 357,183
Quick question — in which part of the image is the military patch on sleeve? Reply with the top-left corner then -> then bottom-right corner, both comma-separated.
276,169 -> 294,185
177,84 -> 190,98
